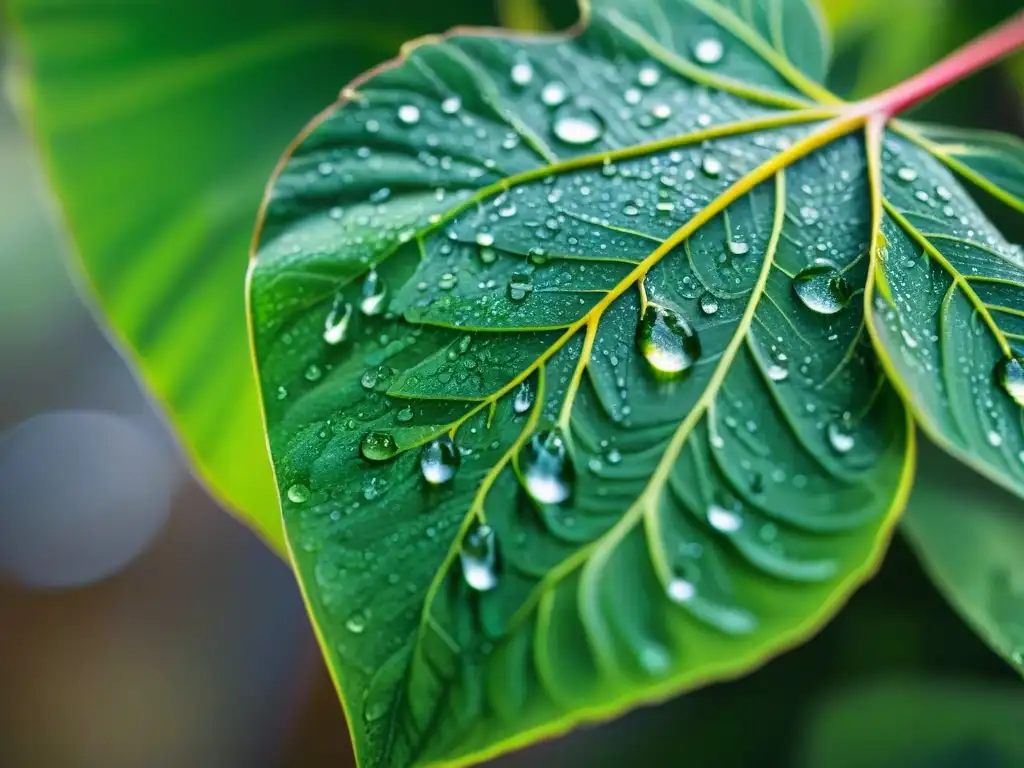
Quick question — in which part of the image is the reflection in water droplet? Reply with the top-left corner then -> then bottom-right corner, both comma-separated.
827,417 -> 855,454
552,105 -> 605,146
507,272 -> 534,301
512,382 -> 534,414
699,293 -> 719,316
511,61 -> 534,86
707,504 -> 742,532
521,429 -> 574,505
460,523 -> 499,591
637,305 -> 702,379
668,578 -> 695,603
541,82 -> 568,106
286,484 -> 310,504
360,268 -> 388,316
693,37 -> 724,65
701,155 -> 723,177
360,431 -> 399,462
397,104 -> 421,125
420,436 -> 460,485
792,259 -> 852,315
323,299 -> 353,345
996,357 -> 1024,406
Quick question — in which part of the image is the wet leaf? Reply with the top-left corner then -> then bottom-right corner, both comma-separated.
248,1 -> 929,765
6,0 -> 505,553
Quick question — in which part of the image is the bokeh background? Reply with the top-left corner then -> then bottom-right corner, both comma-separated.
1,1 -> 1023,766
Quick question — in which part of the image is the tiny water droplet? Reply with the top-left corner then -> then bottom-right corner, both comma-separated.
287,483 -> 310,504
360,268 -> 388,316
668,578 -> 695,603
345,612 -> 367,634
637,305 -> 702,379
699,293 -> 719,316
507,272 -> 534,301
305,364 -> 322,382
792,259 -> 852,315
552,105 -> 605,146
540,82 -> 567,106
441,96 -> 462,114
511,61 -> 534,86
987,430 -> 1004,447
397,104 -> 421,125
420,436 -> 460,485
323,299 -> 353,345
827,417 -> 855,454
360,431 -> 399,462
513,382 -> 534,414
460,523 -> 499,591
701,155 -> 723,177
707,504 -> 741,532
520,429 -> 574,505
693,37 -> 724,65
638,65 -> 661,87
996,357 -> 1024,406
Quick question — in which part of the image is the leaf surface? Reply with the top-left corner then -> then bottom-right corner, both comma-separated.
6,0 -> 504,552
249,1 -> 917,765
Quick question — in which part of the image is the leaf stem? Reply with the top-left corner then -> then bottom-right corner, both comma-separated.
864,9 -> 1024,118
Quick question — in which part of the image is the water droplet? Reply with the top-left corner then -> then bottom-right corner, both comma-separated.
360,369 -> 378,390
396,406 -> 414,423
936,185 -> 953,201
668,578 -> 695,603
520,429 -> 574,505
323,299 -> 353,345
792,259 -> 852,315
896,166 -> 918,182
699,293 -> 719,316
420,436 -> 460,485
360,268 -> 388,316
996,357 -> 1024,406
286,483 -> 310,504
638,65 -> 660,87
727,240 -> 750,256
305,364 -> 322,382
766,360 -> 789,382
707,504 -> 741,532
397,104 -> 420,125
827,417 -> 855,454
345,612 -> 367,634
987,430 -> 1004,447
459,523 -> 499,591
637,305 -> 702,379
693,37 -> 724,65
360,431 -> 399,462
441,96 -> 461,115
512,382 -> 534,414
511,61 -> 534,87
552,105 -> 605,146
701,155 -> 723,177
507,272 -> 534,301
540,82 -> 567,106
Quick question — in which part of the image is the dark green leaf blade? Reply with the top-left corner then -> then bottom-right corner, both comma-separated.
866,127 -> 1024,499
903,444 -> 1024,675
249,5 -> 911,766
6,0 -> 505,552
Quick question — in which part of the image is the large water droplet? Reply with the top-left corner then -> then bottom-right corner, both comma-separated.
996,357 -> 1024,406
541,82 -> 567,107
360,268 -> 388,316
792,259 -> 852,315
707,504 -> 742,532
552,105 -> 605,146
637,305 -> 702,379
827,416 -> 855,454
323,299 -> 353,345
360,431 -> 399,462
420,436 -> 460,485
692,37 -> 724,65
459,523 -> 499,591
511,61 -> 534,87
520,429 -> 574,505
397,104 -> 420,125
345,611 -> 367,634
507,272 -> 534,301
668,578 -> 695,603
699,293 -> 719,316
441,96 -> 462,115
896,166 -> 918,183
638,65 -> 661,87
512,382 -> 534,414
701,155 -> 723,177
286,483 -> 310,504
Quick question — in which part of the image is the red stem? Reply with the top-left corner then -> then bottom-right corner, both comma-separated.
864,9 -> 1024,118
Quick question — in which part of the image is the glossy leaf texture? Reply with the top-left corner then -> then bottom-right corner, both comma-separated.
902,443 -> 1024,676
866,120 -> 1024,499
5,0 -> 504,553
249,1 -> 916,765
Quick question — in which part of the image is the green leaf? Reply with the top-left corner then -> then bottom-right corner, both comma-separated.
249,1 -> 919,765
903,443 -> 1024,675
797,677 -> 1024,768
5,0 -> 506,553
864,121 -> 1024,499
